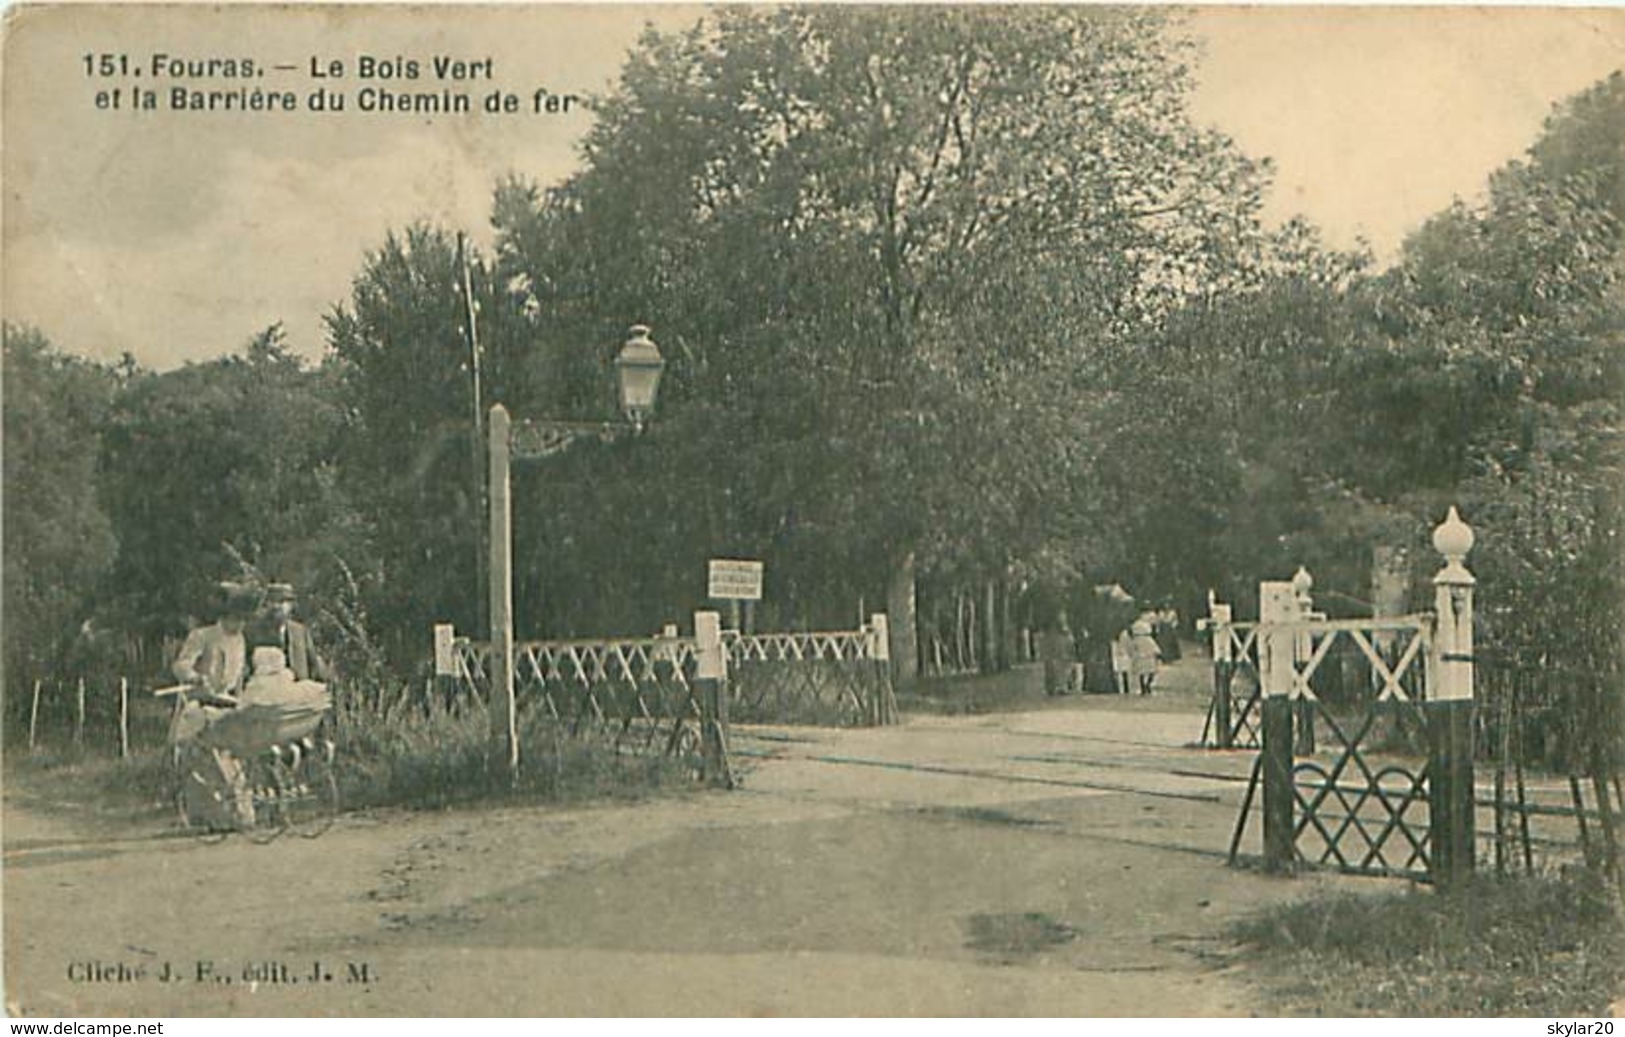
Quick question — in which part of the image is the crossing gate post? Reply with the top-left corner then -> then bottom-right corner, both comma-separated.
1208,595 -> 1234,749
1292,566 -> 1318,757
1260,581 -> 1298,872
868,613 -> 894,725
1429,507 -> 1477,890
695,611 -> 734,789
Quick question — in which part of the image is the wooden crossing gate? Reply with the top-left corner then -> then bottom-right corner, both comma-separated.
438,613 -> 899,782
1212,509 -> 1480,888
452,631 -> 709,762
724,616 -> 898,727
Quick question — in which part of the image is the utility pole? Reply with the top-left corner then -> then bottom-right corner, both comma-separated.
458,231 -> 488,634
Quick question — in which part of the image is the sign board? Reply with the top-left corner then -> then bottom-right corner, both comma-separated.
707,559 -> 764,601
433,623 -> 457,677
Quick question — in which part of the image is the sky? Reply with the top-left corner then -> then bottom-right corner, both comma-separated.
3,4 -> 1623,370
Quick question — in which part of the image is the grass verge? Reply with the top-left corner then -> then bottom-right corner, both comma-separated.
5,695 -> 695,830
1230,872 -> 1625,1016
332,695 -> 694,810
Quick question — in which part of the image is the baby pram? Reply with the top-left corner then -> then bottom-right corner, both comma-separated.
166,672 -> 338,843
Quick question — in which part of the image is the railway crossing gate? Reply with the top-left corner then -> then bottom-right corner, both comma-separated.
1210,508 -> 1478,887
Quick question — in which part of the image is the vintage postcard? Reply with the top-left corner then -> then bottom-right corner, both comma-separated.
4,2 -> 1623,1019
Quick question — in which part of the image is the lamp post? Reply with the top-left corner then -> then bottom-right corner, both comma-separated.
487,325 -> 666,777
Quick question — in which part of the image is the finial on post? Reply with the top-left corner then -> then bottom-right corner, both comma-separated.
1432,506 -> 1476,587
1291,566 -> 1314,610
1431,505 -> 1475,698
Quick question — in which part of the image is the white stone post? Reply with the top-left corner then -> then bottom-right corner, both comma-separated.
1430,506 -> 1476,889
1260,580 -> 1298,871
1205,593 -> 1234,748
694,610 -> 732,788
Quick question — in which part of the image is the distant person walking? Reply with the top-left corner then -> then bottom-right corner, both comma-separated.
1152,605 -> 1182,663
1130,614 -> 1161,695
1110,628 -> 1133,695
1040,619 -> 1075,697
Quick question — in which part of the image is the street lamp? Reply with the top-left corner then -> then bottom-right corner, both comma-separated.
615,324 -> 666,430
487,324 -> 666,777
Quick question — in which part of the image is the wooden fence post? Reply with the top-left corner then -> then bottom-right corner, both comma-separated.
1429,507 -> 1477,891
28,679 -> 42,752
1260,581 -> 1298,873
118,677 -> 130,758
75,677 -> 86,748
694,610 -> 733,788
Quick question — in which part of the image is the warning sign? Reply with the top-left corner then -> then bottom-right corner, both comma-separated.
708,559 -> 764,601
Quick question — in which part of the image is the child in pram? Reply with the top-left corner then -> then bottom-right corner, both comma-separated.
170,643 -> 331,832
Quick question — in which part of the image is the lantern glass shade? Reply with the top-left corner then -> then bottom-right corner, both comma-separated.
615,324 -> 665,427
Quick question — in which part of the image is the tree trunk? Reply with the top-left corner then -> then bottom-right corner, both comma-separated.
886,551 -> 919,689
981,580 -> 1000,675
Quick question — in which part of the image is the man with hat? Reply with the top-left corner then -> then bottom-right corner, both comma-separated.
248,582 -> 328,682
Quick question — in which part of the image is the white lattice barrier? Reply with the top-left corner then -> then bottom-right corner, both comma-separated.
446,617 -> 898,739
723,624 -> 898,727
452,633 -> 705,759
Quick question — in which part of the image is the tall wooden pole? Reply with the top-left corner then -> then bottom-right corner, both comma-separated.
75,677 -> 86,748
460,232 -> 488,635
488,404 -> 517,779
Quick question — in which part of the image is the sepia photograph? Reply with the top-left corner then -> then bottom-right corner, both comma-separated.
2,1 -> 1623,1019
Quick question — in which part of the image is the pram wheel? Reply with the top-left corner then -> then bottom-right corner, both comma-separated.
288,738 -> 340,839
243,738 -> 339,841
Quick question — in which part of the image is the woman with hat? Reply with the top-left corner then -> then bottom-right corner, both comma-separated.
172,582 -> 261,702
170,582 -> 262,830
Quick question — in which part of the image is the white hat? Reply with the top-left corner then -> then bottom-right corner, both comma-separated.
252,646 -> 288,677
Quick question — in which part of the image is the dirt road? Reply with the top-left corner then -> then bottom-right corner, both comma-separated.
5,665 -> 1367,1016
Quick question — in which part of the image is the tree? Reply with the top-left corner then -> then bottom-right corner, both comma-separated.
2,324 -> 118,686
491,7 -> 1284,663
326,225 -> 540,657
97,324 -> 356,652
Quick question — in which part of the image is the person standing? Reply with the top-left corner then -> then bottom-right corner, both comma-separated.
1111,628 -> 1134,695
173,583 -> 259,702
248,582 -> 328,682
1040,616 -> 1075,697
171,583 -> 260,830
1130,613 -> 1161,695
